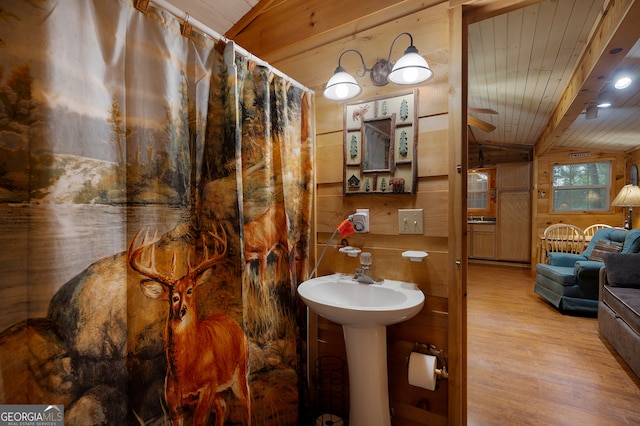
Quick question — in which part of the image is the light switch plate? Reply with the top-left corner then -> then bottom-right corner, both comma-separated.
398,209 -> 423,235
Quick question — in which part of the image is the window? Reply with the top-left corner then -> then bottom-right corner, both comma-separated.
552,161 -> 611,212
468,171 -> 489,209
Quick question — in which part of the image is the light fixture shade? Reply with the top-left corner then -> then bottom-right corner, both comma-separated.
611,184 -> 640,207
388,46 -> 433,85
323,68 -> 361,101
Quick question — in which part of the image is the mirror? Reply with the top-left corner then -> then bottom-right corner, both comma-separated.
343,90 -> 417,194
363,117 -> 394,172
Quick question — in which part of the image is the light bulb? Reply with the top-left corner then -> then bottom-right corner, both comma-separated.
335,84 -> 349,99
402,68 -> 419,83
614,76 -> 632,90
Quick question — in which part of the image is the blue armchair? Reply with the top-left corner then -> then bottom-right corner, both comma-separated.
535,228 -> 640,315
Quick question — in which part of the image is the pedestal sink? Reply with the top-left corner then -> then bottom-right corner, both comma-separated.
298,273 -> 425,426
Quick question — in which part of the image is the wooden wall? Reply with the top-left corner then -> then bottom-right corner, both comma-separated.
531,148 -> 627,266
172,0 -> 637,422
312,3 -> 454,425
233,0 -> 638,419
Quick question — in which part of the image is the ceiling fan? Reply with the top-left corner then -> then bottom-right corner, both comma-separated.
468,107 -> 498,133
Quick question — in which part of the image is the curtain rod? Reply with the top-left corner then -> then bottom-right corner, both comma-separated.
150,0 -> 313,94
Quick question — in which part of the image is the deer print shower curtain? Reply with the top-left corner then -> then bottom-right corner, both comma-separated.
0,0 -> 313,425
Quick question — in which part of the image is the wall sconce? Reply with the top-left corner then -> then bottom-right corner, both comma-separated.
323,32 -> 433,101
611,184 -> 640,229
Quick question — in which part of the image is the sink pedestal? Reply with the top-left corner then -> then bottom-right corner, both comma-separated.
297,274 -> 425,426
343,324 -> 391,426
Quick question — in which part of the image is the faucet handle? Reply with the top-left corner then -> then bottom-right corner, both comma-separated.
360,252 -> 372,267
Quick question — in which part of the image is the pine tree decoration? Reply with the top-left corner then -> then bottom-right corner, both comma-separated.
399,130 -> 408,156
400,99 -> 409,120
350,134 -> 358,158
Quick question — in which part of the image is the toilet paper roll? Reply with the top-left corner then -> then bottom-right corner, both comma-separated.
315,414 -> 344,426
408,352 -> 437,391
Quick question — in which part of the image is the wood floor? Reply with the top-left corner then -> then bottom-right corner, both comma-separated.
467,263 -> 640,425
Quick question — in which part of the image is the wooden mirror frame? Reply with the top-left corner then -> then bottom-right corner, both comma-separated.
343,90 -> 418,194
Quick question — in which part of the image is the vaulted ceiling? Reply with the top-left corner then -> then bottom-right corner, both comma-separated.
164,0 -> 640,156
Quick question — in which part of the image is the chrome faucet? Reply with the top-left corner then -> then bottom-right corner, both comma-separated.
354,252 -> 384,284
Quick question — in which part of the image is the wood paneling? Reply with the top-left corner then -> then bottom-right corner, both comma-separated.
275,3 -> 452,126
309,4 -> 457,423
496,162 -> 529,191
179,0 -> 640,158
533,149 -> 626,252
419,122 -> 449,177
316,132 -> 343,185
468,143 -> 531,169
535,0 -> 639,155
467,0 -> 605,151
316,187 -> 449,237
447,6 -> 467,424
497,192 -> 530,262
496,162 -> 531,262
228,0 -> 445,61
388,297 -> 449,423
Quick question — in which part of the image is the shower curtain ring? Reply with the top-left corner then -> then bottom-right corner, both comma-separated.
181,13 -> 192,37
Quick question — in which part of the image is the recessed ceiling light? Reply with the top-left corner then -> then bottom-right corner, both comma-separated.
614,76 -> 632,89
597,93 -> 612,108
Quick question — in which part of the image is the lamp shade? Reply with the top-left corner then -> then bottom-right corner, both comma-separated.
388,45 -> 433,85
323,67 -> 361,101
611,184 -> 640,207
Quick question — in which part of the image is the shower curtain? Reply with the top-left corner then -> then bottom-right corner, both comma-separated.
0,0 -> 314,425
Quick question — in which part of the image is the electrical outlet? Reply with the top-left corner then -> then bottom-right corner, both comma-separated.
398,209 -> 423,235
352,208 -> 369,233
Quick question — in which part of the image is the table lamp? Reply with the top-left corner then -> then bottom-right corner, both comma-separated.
611,184 -> 640,229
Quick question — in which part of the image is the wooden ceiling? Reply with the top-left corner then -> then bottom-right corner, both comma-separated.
468,0 -> 640,154
164,0 -> 640,155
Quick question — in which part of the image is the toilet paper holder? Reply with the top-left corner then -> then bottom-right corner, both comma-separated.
411,343 -> 449,379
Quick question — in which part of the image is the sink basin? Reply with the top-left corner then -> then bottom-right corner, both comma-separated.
297,273 -> 425,326
298,273 -> 425,426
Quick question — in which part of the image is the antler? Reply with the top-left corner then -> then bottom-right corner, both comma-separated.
188,223 -> 228,278
129,224 -> 227,283
128,228 -> 179,286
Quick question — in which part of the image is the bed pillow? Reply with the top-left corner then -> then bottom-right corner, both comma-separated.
603,253 -> 640,288
588,240 -> 623,262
